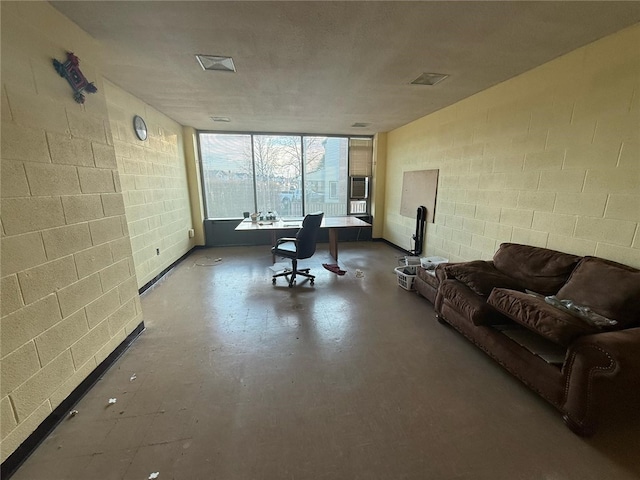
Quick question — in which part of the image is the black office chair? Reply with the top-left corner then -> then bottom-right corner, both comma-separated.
271,212 -> 324,288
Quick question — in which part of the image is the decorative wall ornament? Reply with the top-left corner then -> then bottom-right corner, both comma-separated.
53,51 -> 98,104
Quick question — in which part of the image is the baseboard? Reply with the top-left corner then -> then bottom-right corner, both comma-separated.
372,237 -> 412,255
1,322 -> 145,480
139,246 -> 202,294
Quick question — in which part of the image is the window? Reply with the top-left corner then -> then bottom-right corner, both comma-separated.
304,137 -> 348,216
253,134 -> 301,216
198,133 -> 368,219
199,134 -> 253,219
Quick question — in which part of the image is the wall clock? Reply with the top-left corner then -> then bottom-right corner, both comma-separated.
133,115 -> 147,141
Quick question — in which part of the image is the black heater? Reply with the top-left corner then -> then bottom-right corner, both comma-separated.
412,206 -> 427,255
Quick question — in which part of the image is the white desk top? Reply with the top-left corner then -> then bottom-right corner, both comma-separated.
235,216 -> 370,231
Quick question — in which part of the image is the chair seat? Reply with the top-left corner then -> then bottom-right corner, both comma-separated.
272,241 -> 297,257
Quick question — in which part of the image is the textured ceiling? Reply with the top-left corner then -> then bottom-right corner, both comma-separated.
51,1 -> 640,135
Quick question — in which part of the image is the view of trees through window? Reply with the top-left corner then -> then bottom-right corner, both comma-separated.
199,133 -> 352,218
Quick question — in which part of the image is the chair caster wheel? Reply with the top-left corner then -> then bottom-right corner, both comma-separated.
272,278 -> 276,285
288,283 -> 294,288
310,279 -> 314,285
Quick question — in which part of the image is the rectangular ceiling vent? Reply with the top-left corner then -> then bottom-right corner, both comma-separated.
196,55 -> 236,72
211,116 -> 231,123
411,72 -> 449,86
351,122 -> 371,128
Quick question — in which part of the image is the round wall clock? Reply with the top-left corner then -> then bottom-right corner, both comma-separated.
133,115 -> 147,141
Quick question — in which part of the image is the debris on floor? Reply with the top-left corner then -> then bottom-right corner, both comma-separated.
268,262 -> 289,273
355,269 -> 364,278
148,473 -> 160,479
195,257 -> 223,266
130,373 -> 137,381
69,410 -> 78,417
107,398 -> 117,405
323,263 -> 346,275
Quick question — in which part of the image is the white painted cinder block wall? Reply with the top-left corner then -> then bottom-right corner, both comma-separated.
0,2 -> 194,461
104,81 -> 194,288
384,24 -> 640,269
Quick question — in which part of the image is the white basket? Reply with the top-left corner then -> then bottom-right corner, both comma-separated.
420,256 -> 449,269
395,265 -> 417,291
404,256 -> 421,266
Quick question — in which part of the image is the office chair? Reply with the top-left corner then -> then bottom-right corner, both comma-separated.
272,212 -> 324,288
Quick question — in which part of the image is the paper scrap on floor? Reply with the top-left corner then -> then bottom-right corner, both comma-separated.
269,262 -> 289,273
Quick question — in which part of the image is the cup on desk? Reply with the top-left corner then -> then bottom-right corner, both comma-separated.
243,211 -> 250,219
250,213 -> 258,223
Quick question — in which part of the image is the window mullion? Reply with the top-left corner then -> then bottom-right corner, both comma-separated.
300,135 -> 305,215
251,135 -> 258,214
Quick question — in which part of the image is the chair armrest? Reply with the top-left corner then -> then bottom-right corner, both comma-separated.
275,237 -> 297,246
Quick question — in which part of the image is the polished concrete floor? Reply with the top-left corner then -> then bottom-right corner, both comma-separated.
11,242 -> 640,479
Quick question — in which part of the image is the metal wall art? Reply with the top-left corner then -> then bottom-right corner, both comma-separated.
53,51 -> 98,104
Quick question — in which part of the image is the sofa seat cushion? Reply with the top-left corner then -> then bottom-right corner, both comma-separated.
488,288 -> 600,347
439,280 -> 511,326
493,243 -> 581,295
557,257 -> 640,329
442,260 -> 523,296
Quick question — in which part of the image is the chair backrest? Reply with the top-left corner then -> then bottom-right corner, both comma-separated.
295,212 -> 324,259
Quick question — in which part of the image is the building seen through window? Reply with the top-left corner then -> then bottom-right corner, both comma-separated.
198,133 -> 371,219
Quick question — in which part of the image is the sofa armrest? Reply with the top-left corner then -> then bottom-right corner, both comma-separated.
561,327 -> 640,435
435,263 -> 449,284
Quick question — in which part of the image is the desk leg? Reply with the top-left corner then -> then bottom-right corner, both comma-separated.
271,231 -> 277,264
329,228 -> 338,261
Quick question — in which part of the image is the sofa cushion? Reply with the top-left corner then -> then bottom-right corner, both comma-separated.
556,257 -> 640,329
488,288 -> 600,347
439,280 -> 511,326
443,260 -> 523,296
493,243 -> 581,295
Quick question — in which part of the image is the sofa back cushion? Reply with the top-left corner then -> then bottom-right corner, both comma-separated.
442,260 -> 524,296
556,257 -> 640,329
493,243 -> 581,295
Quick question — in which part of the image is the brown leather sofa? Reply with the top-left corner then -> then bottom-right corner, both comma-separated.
430,243 -> 640,436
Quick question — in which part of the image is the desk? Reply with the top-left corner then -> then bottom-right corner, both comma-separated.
235,216 -> 371,262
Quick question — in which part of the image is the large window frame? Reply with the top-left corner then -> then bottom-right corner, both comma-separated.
197,132 -> 372,219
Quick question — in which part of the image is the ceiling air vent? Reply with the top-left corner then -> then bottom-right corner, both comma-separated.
196,55 -> 236,72
351,122 -> 371,128
410,72 -> 449,86
211,116 -> 231,123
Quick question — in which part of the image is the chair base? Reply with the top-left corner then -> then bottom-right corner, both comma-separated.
272,267 -> 315,288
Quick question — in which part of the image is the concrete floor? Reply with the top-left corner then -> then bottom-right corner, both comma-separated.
11,242 -> 640,479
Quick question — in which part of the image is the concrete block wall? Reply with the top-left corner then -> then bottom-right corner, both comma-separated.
384,24 -> 640,269
104,81 -> 194,288
0,2 -> 142,461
